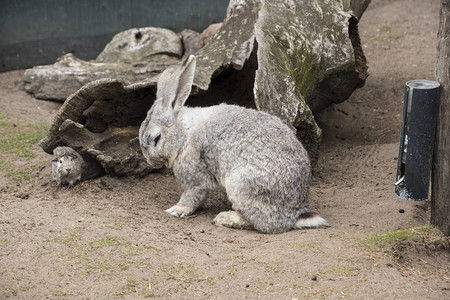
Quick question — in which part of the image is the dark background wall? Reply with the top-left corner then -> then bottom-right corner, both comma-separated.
0,0 -> 229,72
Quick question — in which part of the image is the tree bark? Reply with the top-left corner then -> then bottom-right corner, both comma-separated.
432,0 -> 450,236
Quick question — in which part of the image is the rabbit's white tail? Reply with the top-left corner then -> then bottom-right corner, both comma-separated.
294,212 -> 329,229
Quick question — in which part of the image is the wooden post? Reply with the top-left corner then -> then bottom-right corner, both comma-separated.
432,0 -> 450,236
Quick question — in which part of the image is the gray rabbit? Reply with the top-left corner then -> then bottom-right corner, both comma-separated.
52,146 -> 104,186
139,55 -> 328,234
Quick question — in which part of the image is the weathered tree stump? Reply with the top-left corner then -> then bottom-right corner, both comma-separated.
432,0 -> 450,236
38,0 -> 370,177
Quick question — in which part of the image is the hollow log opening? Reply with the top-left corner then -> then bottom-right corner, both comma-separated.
187,45 -> 258,109
83,85 -> 156,133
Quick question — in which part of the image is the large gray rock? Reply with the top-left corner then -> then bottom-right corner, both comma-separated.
40,0 -> 370,177
21,53 -> 173,101
178,29 -> 203,59
96,27 -> 183,64
22,27 -> 184,101
192,0 -> 368,159
253,0 -> 369,158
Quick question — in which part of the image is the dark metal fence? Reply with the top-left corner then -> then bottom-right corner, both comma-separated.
0,0 -> 228,71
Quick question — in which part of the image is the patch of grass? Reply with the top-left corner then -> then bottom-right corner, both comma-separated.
160,261 -> 214,284
414,225 -> 439,234
287,241 -> 320,248
86,261 -> 114,271
115,278 -> 154,298
225,264 -> 238,279
144,292 -> 156,298
118,259 -> 134,271
44,227 -> 170,289
0,112 -> 49,182
48,227 -> 161,260
50,289 -> 76,297
219,247 -> 243,255
88,236 -> 120,250
362,225 -> 441,249
140,245 -> 161,252
320,263 -> 360,277
263,261 -> 281,274
364,229 -> 416,249
3,288 -> 18,298
125,278 -> 139,293
0,113 -> 49,158
10,269 -> 31,282
364,32 -> 404,42
19,285 -> 36,292
120,243 -> 162,258
103,220 -> 123,230
0,112 -> 12,123
3,165 -> 42,182
285,241 -> 323,253
50,227 -> 83,248
302,287 -> 336,299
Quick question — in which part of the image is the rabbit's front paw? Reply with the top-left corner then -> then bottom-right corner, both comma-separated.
212,211 -> 253,230
165,204 -> 196,218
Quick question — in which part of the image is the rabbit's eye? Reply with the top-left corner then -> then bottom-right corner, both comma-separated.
59,160 -> 62,163
154,133 -> 161,146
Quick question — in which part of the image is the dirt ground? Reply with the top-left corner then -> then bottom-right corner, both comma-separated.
0,0 -> 449,299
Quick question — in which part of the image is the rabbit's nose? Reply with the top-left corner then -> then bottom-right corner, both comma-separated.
66,167 -> 72,172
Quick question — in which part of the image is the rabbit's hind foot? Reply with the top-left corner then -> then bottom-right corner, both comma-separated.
212,211 -> 253,230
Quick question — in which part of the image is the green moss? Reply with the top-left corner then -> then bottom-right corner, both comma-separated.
259,26 -> 322,135
271,35 -> 318,102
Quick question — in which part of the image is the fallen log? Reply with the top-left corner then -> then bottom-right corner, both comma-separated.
38,0 -> 370,177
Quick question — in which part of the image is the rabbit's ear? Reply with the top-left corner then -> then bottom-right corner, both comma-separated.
158,55 -> 196,118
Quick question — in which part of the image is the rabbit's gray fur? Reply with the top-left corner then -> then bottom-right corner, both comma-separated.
139,55 -> 328,234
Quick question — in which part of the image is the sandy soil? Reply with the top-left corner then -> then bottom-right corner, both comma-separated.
0,0 -> 448,299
